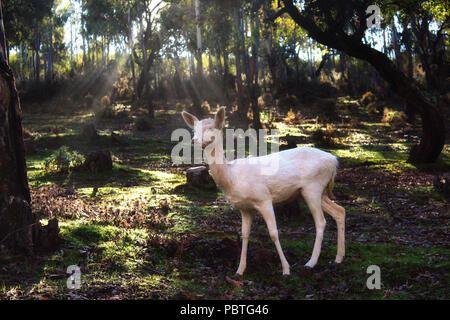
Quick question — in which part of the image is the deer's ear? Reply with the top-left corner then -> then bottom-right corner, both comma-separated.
182,111 -> 199,129
215,107 -> 226,129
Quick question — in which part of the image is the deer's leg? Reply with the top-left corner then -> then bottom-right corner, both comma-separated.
236,210 -> 253,276
257,201 -> 290,275
302,187 -> 327,268
321,195 -> 346,263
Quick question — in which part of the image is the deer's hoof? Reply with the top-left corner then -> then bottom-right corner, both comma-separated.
304,260 -> 316,268
335,256 -> 344,264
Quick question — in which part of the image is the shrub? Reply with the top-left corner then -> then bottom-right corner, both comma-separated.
84,93 -> 95,108
201,100 -> 212,113
95,104 -> 130,120
313,98 -> 339,122
134,117 -> 152,131
135,107 -> 150,117
259,93 -> 274,108
175,102 -> 186,111
101,96 -> 111,107
382,108 -> 407,125
23,128 -> 33,140
311,124 -> 337,147
44,146 -> 84,174
285,109 -> 303,124
114,104 -> 131,119
113,77 -> 134,100
349,118 -> 362,128
367,102 -> 380,115
95,105 -> 116,119
276,94 -> 299,111
360,91 -> 377,106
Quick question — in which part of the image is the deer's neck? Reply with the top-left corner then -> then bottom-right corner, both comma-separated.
204,140 -> 233,193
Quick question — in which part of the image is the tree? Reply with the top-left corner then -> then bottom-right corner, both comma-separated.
133,0 -> 163,117
279,0 -> 446,163
0,2 -> 38,253
3,0 -> 53,81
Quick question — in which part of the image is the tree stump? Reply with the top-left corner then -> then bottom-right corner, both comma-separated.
279,135 -> 303,151
81,123 -> 99,140
186,166 -> 217,190
83,151 -> 113,173
433,173 -> 450,197
111,132 -> 129,146
37,218 -> 60,251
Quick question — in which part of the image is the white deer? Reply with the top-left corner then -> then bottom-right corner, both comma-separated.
182,107 -> 346,276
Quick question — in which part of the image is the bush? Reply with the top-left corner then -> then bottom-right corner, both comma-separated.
84,93 -> 95,108
382,108 -> 407,125
134,117 -> 152,131
44,146 -> 85,174
175,102 -> 187,112
276,94 -> 299,111
311,124 -> 337,147
115,104 -> 131,118
101,95 -> 111,107
285,109 -> 303,124
367,102 -> 380,115
258,93 -> 274,108
113,77 -> 134,100
313,98 -> 339,122
95,104 -> 130,120
95,105 -> 116,119
260,111 -> 276,128
201,100 -> 212,113
360,91 -> 377,106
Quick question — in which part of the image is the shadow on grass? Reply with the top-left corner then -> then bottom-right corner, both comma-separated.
172,183 -> 219,203
30,164 -> 157,190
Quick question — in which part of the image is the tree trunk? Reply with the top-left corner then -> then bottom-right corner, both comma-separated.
34,25 -> 41,82
194,0 -> 203,78
0,5 -> 38,254
315,53 -> 330,78
282,0 -> 445,163
46,15 -> 53,82
234,6 -> 248,120
127,0 -> 137,101
250,16 -> 262,130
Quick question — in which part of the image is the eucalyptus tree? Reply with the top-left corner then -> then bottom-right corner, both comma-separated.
278,0 -> 447,163
133,0 -> 165,117
3,0 -> 53,80
399,0 -> 449,96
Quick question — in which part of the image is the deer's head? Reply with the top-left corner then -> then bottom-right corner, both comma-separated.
181,107 -> 225,148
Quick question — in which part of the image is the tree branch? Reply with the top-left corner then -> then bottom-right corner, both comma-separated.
265,7 -> 287,23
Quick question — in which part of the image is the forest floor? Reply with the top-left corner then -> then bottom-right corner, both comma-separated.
0,97 -> 449,300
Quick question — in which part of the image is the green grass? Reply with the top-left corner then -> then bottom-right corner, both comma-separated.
2,102 -> 448,300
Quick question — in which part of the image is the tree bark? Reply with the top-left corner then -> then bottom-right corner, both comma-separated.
282,0 -> 445,163
34,24 -> 41,82
0,4 -> 38,254
194,0 -> 203,78
234,5 -> 248,120
250,15 -> 262,130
